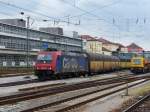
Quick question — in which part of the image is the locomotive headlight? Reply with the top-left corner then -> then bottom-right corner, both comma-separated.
49,66 -> 52,70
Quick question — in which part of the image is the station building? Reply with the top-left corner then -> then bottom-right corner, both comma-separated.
0,19 -> 82,67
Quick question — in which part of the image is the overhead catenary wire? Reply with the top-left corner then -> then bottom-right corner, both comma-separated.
60,0 -> 122,30
0,0 -> 148,37
61,0 -> 149,33
23,0 -> 124,20
66,0 -> 124,19
22,0 -> 62,18
0,0 -> 79,25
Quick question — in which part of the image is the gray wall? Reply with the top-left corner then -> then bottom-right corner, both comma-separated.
0,19 -> 26,27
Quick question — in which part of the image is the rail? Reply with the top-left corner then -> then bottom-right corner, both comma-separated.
0,75 -> 136,105
123,93 -> 150,112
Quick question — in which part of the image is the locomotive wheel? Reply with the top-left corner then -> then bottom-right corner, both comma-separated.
142,66 -> 147,73
75,73 -> 79,77
83,74 -> 88,77
142,69 -> 145,73
37,75 -> 46,81
55,74 -> 62,79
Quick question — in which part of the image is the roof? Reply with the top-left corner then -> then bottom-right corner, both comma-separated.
81,35 -> 126,47
98,38 -> 125,47
87,38 -> 99,41
81,35 -> 95,40
127,43 -> 143,49
97,38 -> 112,44
102,47 -> 111,52
114,43 -> 125,47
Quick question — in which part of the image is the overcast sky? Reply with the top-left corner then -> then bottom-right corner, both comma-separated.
0,0 -> 150,50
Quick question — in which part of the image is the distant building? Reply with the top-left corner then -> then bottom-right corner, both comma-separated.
81,35 -> 96,51
81,35 -> 95,40
98,38 -> 120,52
81,35 -> 144,55
127,43 -> 143,53
64,31 -> 79,38
81,35 -> 125,55
0,19 -> 26,27
86,39 -> 102,54
39,27 -> 63,35
120,47 -> 128,53
102,47 -> 112,55
115,43 -> 128,53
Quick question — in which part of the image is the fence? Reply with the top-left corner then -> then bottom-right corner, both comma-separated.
0,67 -> 34,76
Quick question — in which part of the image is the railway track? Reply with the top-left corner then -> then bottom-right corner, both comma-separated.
0,79 -> 38,87
20,82 -> 128,112
16,78 -> 148,112
0,72 -> 33,78
0,75 -> 149,112
0,71 -> 129,87
18,82 -> 66,91
37,79 -> 148,112
18,74 -> 132,92
0,75 -> 135,105
123,93 -> 150,112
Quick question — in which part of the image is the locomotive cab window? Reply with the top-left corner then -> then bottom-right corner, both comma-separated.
37,54 -> 52,63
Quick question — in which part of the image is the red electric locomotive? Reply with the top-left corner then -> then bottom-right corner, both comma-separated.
35,51 -> 60,80
34,50 -> 89,80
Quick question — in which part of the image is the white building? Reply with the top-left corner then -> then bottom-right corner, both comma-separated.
86,39 -> 102,54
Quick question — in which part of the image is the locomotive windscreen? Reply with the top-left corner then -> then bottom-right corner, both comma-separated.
37,54 -> 52,63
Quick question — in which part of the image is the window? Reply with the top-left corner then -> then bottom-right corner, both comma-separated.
37,54 -> 52,63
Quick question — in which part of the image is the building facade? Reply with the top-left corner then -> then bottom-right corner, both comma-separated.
127,43 -> 143,53
86,39 -> 102,54
102,47 -> 112,55
39,27 -> 63,35
120,46 -> 128,53
98,38 -> 120,52
0,21 -> 82,67
0,19 -> 26,27
97,38 -> 129,53
81,35 -> 96,51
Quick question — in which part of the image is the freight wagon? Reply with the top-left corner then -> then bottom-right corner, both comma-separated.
88,53 -> 120,74
112,52 -> 135,69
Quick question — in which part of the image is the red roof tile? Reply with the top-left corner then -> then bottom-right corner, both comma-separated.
127,43 -> 143,49
81,35 -> 95,40
97,38 -> 112,44
114,43 -> 125,47
98,38 -> 124,47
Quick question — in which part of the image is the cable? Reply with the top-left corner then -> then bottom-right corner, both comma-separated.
61,0 -> 123,19
24,0 -> 57,17
0,1 -> 55,19
0,0 -> 78,25
61,0 -> 121,30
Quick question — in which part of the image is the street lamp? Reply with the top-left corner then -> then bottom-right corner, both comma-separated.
20,12 -> 30,68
